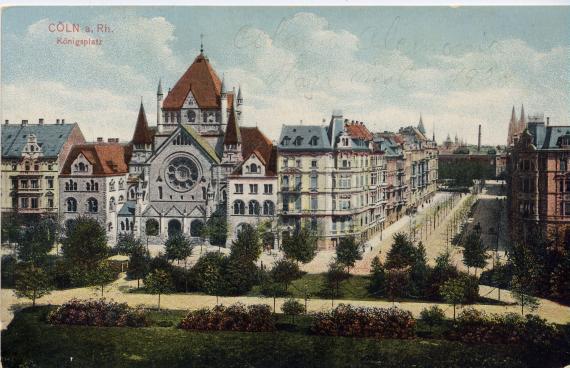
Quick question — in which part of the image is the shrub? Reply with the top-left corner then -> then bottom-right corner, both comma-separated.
448,308 -> 563,350
47,298 -> 147,327
420,305 -> 446,330
281,298 -> 305,322
311,304 -> 416,339
179,303 -> 275,332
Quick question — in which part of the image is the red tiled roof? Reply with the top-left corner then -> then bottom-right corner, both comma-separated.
239,127 -> 277,176
61,143 -> 130,176
346,123 -> 373,141
223,105 -> 241,145
163,53 -> 222,110
132,103 -> 154,145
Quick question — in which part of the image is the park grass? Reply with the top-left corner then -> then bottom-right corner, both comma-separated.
2,306 -> 557,368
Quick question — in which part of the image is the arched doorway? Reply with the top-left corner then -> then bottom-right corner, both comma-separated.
168,219 -> 182,238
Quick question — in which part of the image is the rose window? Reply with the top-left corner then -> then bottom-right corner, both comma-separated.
165,156 -> 199,192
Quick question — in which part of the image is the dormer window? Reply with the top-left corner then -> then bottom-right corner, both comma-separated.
282,136 -> 291,146
294,136 -> 303,146
309,136 -> 319,146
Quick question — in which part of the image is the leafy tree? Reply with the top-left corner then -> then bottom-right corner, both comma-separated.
509,239 -> 541,316
201,207 -> 227,249
128,246 -> 151,288
16,218 -> 58,265
270,258 -> 301,292
440,275 -> 475,320
410,242 -> 430,298
281,227 -> 318,265
62,217 -> 109,269
368,255 -> 386,296
193,252 -> 226,303
281,298 -> 305,323
511,275 -> 540,316
115,233 -> 143,256
385,268 -> 410,305
14,264 -> 53,307
1,212 -> 24,244
144,269 -> 174,311
428,250 -> 459,299
84,261 -> 117,297
224,257 -> 259,296
461,231 -> 489,275
385,233 -> 417,269
164,233 -> 193,266
230,224 -> 262,263
335,236 -> 363,273
325,261 -> 349,307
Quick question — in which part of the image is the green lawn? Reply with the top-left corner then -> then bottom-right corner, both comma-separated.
2,306 -> 562,368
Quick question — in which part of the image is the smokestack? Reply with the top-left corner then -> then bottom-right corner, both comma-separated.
38,118 -> 44,125
477,124 -> 481,152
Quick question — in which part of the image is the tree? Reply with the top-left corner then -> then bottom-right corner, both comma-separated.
201,207 -> 227,249
385,268 -> 410,305
281,298 -> 305,323
1,212 -> 24,244
335,236 -> 363,273
62,217 -> 109,269
325,261 -> 349,307
385,233 -> 417,269
230,224 -> 262,263
14,264 -> 53,307
144,270 -> 173,311
428,250 -> 459,299
440,276 -> 474,320
193,252 -> 226,304
509,240 -> 541,316
410,241 -> 430,298
115,233 -> 143,256
420,305 -> 446,333
461,231 -> 489,275
16,218 -> 58,265
224,257 -> 259,295
164,233 -> 193,266
128,246 -> 151,288
270,258 -> 301,292
281,227 -> 318,265
85,261 -> 117,297
511,275 -> 540,316
368,255 -> 386,296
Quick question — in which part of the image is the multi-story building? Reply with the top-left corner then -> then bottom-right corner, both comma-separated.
1,118 -> 85,219
58,140 -> 131,244
375,132 -> 407,225
277,111 -> 384,249
507,113 -> 570,242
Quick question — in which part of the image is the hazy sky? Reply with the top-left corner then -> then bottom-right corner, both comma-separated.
2,6 -> 569,145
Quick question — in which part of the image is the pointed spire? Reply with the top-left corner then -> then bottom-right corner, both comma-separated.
132,102 -> 153,145
511,105 -> 517,123
157,79 -> 163,96
220,74 -> 227,95
200,33 -> 204,54
417,113 -> 426,134
224,103 -> 241,145
237,85 -> 243,104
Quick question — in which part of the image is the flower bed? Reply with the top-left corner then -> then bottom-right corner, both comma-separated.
47,298 -> 147,327
179,303 -> 275,332
311,304 -> 416,339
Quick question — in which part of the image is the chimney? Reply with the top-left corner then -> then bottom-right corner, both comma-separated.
21,119 -> 28,126
97,137 -> 103,143
547,117 -> 550,126
477,124 -> 481,152
38,118 -> 44,125
61,119 -> 65,124
56,119 -> 60,124
4,120 -> 8,125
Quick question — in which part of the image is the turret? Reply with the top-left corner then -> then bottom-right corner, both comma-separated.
222,104 -> 242,164
220,74 -> 228,129
236,85 -> 243,122
157,79 -> 164,133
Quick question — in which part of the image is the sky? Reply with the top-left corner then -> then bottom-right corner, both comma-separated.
2,6 -> 569,145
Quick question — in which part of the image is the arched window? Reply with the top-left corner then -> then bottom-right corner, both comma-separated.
263,200 -> 275,216
65,182 -> 70,191
108,222 -> 113,232
73,181 -> 77,191
119,195 -> 124,202
233,200 -> 245,215
125,218 -> 130,231
190,220 -> 204,237
129,188 -> 136,200
94,182 -> 98,191
78,162 -> 86,172
119,179 -> 124,190
250,164 -> 258,173
109,197 -> 116,211
187,110 -> 196,122
109,180 -> 115,191
86,182 -> 91,191
202,187 -> 207,200
121,221 -> 125,231
248,200 -> 260,215
87,198 -> 98,213
66,197 -> 77,212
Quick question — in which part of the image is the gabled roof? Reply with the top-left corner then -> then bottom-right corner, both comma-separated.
232,127 -> 277,176
346,122 -> 373,141
163,53 -> 222,110
180,124 -> 221,164
1,123 -> 82,158
223,105 -> 241,145
118,201 -> 136,216
61,142 -> 130,176
132,103 -> 154,145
